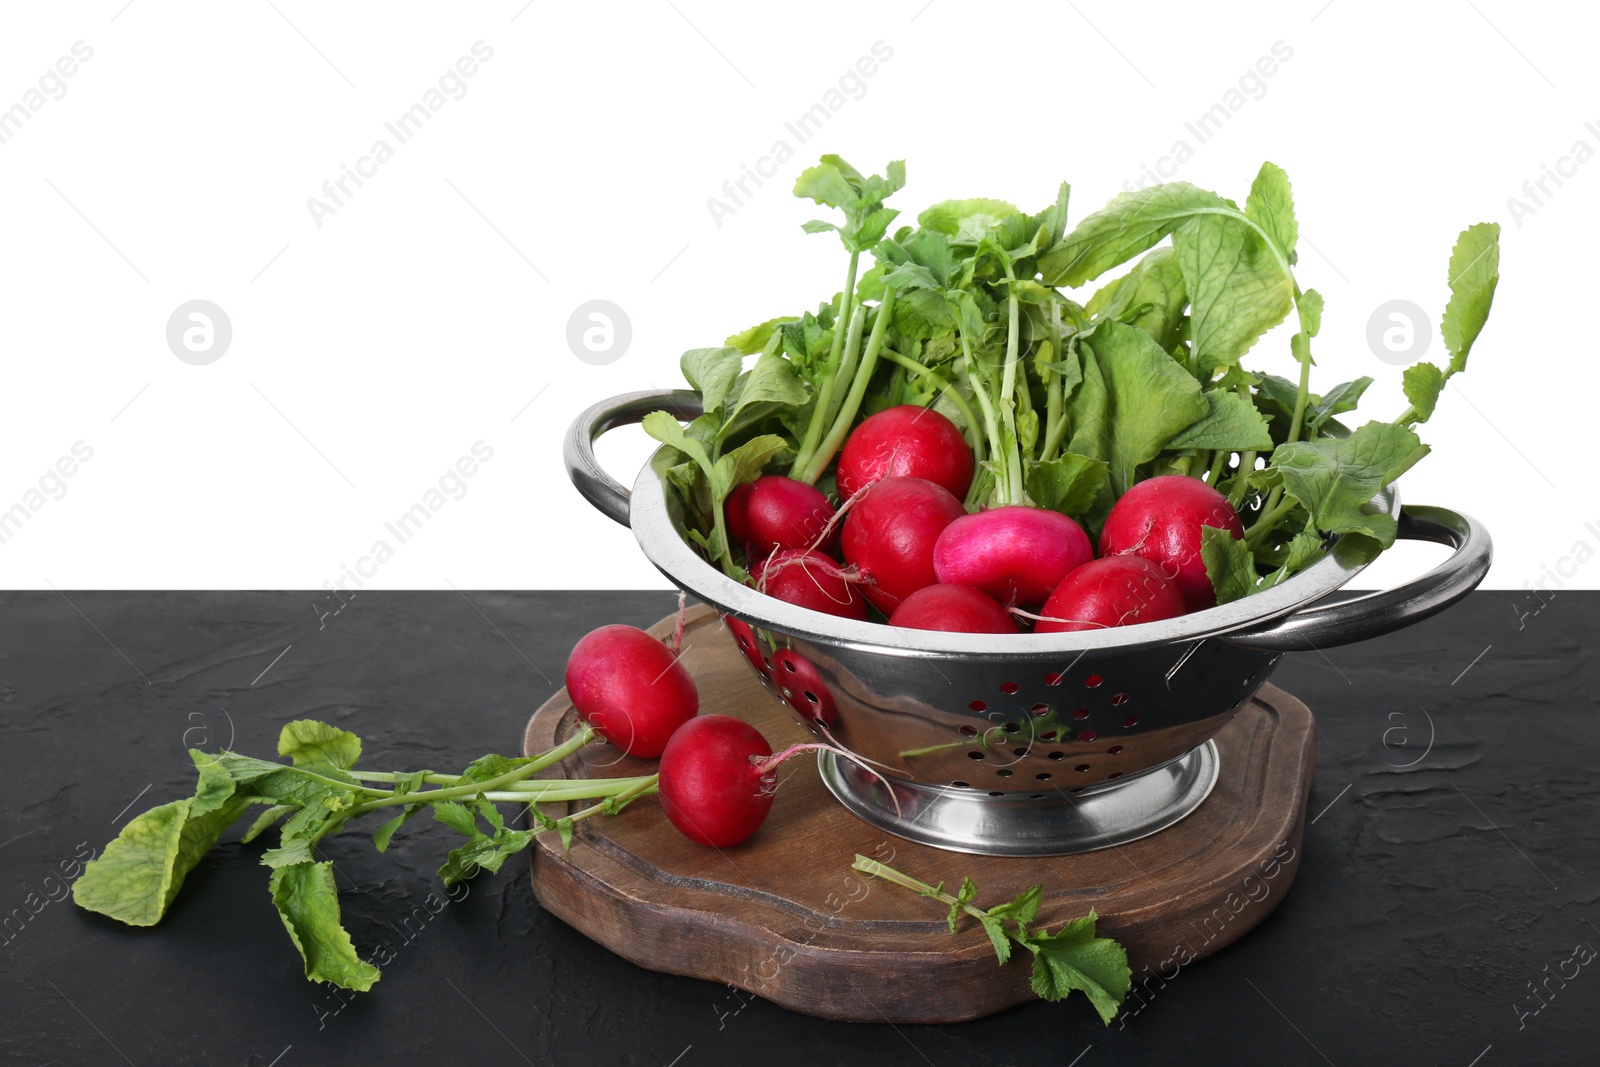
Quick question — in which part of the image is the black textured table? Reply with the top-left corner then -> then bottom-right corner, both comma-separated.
1,591 -> 1593,1065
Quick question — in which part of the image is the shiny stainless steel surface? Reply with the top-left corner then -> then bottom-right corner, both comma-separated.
568,389 -> 1493,855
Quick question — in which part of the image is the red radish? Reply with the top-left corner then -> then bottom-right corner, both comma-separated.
1035,556 -> 1187,633
932,506 -> 1094,608
890,584 -> 1019,634
841,476 -> 967,614
1099,475 -> 1245,610
565,625 -> 698,758
835,405 -> 974,502
658,715 -> 775,847
751,549 -> 867,620
726,475 -> 837,557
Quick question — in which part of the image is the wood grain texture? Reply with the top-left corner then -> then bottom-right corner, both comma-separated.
525,605 -> 1315,1023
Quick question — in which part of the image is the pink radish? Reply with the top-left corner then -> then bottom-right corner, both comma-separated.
1099,475 -> 1245,610
1034,556 -> 1187,633
835,405 -> 974,502
658,715 -> 776,847
751,549 -> 867,620
840,476 -> 967,614
932,506 -> 1094,608
889,584 -> 1019,634
565,625 -> 698,758
726,475 -> 837,557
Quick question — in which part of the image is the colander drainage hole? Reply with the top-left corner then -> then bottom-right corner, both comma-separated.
1030,793 -> 1047,800
952,780 -> 970,789
1012,747 -> 1028,757
1040,730 -> 1057,741
1030,703 -> 1050,716
959,725 -> 979,737
969,700 -> 987,712
804,691 -> 819,704
1079,730 -> 1097,742
1122,715 -> 1140,728
782,660 -> 797,673
1106,744 -> 1124,755
1108,771 -> 1124,779
1000,681 -> 1019,695
1075,764 -> 1091,773
1035,772 -> 1052,781
1085,674 -> 1103,688
1045,671 -> 1064,686
1112,692 -> 1130,706
1048,751 -> 1065,761
764,657 -> 774,672
1003,722 -> 1020,733
996,769 -> 1013,778
987,791 -> 1005,797
1072,707 -> 1090,720
967,751 -> 985,760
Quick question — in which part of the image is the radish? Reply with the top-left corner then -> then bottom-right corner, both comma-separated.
889,584 -> 1019,634
751,548 -> 868,620
565,624 -> 698,758
932,506 -> 1094,608
1098,475 -> 1245,610
726,475 -> 837,557
658,715 -> 777,848
835,405 -> 974,503
658,714 -> 899,847
1034,556 -> 1187,633
840,476 -> 967,614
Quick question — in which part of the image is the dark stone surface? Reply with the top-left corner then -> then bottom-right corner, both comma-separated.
0,590 -> 1593,1065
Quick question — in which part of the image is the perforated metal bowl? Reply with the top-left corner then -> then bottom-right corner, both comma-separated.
568,390 -> 1492,856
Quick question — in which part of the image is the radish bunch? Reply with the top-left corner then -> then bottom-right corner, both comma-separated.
644,155 -> 1500,630
721,401 -> 1246,635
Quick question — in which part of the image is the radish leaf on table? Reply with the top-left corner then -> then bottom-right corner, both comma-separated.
853,855 -> 1132,1023
75,719 -> 655,990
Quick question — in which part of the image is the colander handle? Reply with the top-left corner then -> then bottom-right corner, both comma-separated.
566,389 -> 704,527
1224,505 -> 1492,651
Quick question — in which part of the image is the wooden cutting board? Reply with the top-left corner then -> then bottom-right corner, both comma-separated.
524,606 -> 1315,1024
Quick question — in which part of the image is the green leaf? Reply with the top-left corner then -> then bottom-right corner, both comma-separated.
1174,212 -> 1294,374
1025,453 -> 1108,516
1268,421 -> 1431,549
978,914 -> 1012,966
262,803 -> 347,869
190,749 -> 238,818
1040,182 -> 1231,287
1260,529 -> 1328,586
269,862 -> 381,991
917,198 -> 1021,237
1201,526 -> 1258,605
681,347 -> 744,413
277,720 -> 362,771
1084,246 -> 1189,351
1070,321 -> 1209,497
1308,376 -> 1372,432
1168,390 -> 1273,451
793,161 -> 858,210
372,770 -> 430,852
243,804 -> 295,844
432,800 -> 480,837
1025,911 -> 1132,1024
709,434 -> 790,501
73,795 -> 252,926
642,410 -> 714,475
947,878 -> 977,933
987,883 -> 1042,929
1402,362 -> 1446,423
1244,161 -> 1298,262
722,351 -> 810,439
1440,222 -> 1500,374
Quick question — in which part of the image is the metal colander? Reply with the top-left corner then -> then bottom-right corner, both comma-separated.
568,390 -> 1492,856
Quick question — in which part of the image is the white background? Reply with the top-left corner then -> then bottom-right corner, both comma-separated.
0,1 -> 1592,593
